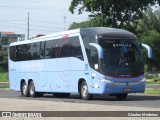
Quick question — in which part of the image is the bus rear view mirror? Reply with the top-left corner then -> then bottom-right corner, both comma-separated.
142,43 -> 152,58
89,43 -> 104,59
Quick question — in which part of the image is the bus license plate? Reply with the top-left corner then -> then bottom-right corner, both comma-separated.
123,88 -> 131,91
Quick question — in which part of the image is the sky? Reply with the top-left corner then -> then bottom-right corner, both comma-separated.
0,0 -> 89,39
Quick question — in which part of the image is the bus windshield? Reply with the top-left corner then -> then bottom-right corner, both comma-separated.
98,38 -> 144,77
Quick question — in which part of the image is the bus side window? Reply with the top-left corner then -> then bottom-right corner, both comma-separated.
30,42 -> 40,60
58,39 -> 69,58
15,45 -> 22,61
57,36 -> 84,60
89,46 -> 99,69
69,36 -> 84,60
9,46 -> 16,61
45,40 -> 57,59
21,44 -> 31,61
40,42 -> 45,59
82,36 -> 99,71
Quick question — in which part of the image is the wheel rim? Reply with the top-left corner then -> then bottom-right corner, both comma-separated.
22,83 -> 27,95
82,85 -> 88,97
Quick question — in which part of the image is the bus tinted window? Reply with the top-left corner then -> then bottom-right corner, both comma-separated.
40,41 -> 45,59
9,46 -> 16,61
15,45 -> 22,61
45,40 -> 57,59
82,36 -> 98,70
9,36 -> 83,61
58,39 -> 70,58
30,42 -> 40,60
58,37 -> 83,59
45,36 -> 84,60
21,44 -> 31,61
69,37 -> 83,60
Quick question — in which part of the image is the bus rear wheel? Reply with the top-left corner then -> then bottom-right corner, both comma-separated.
21,81 -> 29,97
80,81 -> 93,100
116,93 -> 128,100
29,81 -> 37,97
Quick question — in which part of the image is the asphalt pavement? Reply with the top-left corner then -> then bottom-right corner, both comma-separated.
0,89 -> 160,108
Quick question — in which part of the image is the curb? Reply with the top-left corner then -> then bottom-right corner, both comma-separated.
0,82 -> 9,88
146,84 -> 160,90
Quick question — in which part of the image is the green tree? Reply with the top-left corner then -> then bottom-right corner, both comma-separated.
135,7 -> 160,70
69,0 -> 159,29
141,30 -> 160,69
69,20 -> 95,30
136,8 -> 160,37
0,51 -> 8,72
68,17 -> 109,29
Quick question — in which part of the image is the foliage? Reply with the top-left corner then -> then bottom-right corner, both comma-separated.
141,30 -> 160,69
69,0 -> 159,29
136,8 -> 160,37
69,20 -> 95,30
0,51 -> 8,61
144,88 -> 160,95
0,51 -> 8,72
69,16 -> 110,30
144,64 -> 148,73
136,8 -> 160,70
0,72 -> 8,82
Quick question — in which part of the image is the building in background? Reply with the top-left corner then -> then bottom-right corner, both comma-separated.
0,32 -> 25,51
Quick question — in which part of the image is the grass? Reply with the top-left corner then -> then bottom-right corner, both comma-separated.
145,73 -> 160,84
143,88 -> 160,95
146,78 -> 160,84
146,80 -> 160,84
0,72 -> 9,82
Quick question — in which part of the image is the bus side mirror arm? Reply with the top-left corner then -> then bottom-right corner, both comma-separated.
89,43 -> 104,59
142,43 -> 152,58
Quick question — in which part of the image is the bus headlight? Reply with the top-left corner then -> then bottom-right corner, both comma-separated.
140,78 -> 146,83
99,78 -> 113,84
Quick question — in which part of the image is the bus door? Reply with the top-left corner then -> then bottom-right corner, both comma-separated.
88,43 -> 103,92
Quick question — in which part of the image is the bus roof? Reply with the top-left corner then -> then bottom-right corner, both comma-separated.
10,29 -> 80,46
80,27 -> 137,39
10,27 -> 137,46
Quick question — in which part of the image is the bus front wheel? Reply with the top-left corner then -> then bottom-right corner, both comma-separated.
80,81 -> 93,100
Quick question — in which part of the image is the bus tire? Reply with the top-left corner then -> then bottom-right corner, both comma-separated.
80,81 -> 93,100
21,81 -> 29,97
116,93 -> 128,100
29,81 -> 37,97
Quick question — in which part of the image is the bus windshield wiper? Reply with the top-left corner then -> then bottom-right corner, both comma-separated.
115,58 -> 123,76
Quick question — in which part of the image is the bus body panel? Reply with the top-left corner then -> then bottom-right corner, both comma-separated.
9,55 -> 93,94
89,68 -> 145,94
9,58 -> 91,93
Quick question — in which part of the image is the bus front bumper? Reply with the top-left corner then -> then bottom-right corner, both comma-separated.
102,81 -> 145,94
92,77 -> 146,94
